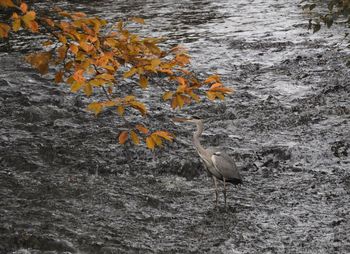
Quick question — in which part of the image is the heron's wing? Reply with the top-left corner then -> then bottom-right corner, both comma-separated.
211,150 -> 241,181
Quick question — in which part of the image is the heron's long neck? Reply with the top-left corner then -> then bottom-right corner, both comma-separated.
192,121 -> 207,157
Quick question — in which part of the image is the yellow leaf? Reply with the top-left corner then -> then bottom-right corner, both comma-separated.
119,131 -> 129,144
89,79 -> 106,87
176,94 -> 184,108
0,23 -> 11,38
146,136 -> 155,150
12,17 -> 21,32
123,67 -> 137,78
151,133 -> 162,146
96,73 -> 114,81
117,20 -> 123,31
83,83 -> 93,96
20,3 -> 28,13
136,124 -> 149,134
150,58 -> 161,68
206,91 -> 216,100
129,100 -> 147,116
162,91 -> 173,101
55,71 -> 64,83
153,131 -> 174,142
139,75 -> 148,89
130,130 -> 140,145
21,11 -> 36,25
71,81 -> 83,93
124,95 -> 136,102
117,105 -> 124,116
87,102 -> 103,115
131,17 -> 145,24
204,74 -> 221,84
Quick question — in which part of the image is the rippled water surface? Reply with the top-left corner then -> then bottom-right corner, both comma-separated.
1,0 -> 350,254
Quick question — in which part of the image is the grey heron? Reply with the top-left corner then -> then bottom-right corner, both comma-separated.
173,117 -> 242,207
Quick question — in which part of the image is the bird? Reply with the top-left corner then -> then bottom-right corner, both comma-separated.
173,117 -> 242,207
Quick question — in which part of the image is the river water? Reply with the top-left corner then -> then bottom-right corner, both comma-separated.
0,0 -> 350,253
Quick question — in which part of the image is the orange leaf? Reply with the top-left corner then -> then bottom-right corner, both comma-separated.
204,74 -> 221,84
119,131 -> 129,144
71,81 -> 83,93
162,91 -> 173,101
136,124 -> 149,134
12,17 -> 21,32
210,83 -> 223,89
20,3 -> 28,13
69,44 -> 79,55
139,75 -> 148,89
87,102 -> 103,115
73,69 -> 85,83
176,76 -> 186,86
130,130 -> 140,145
25,52 -> 51,74
146,136 -> 155,150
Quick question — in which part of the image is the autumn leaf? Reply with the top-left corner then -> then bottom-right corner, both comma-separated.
69,44 -> 79,55
136,124 -> 149,134
87,102 -> 103,115
139,75 -> 148,89
0,0 -> 15,7
20,3 -> 28,13
71,81 -> 84,93
151,133 -> 162,146
83,83 -> 93,96
210,83 -> 223,89
123,67 -> 137,78
117,105 -> 124,116
55,71 -> 64,83
11,13 -> 21,32
119,131 -> 129,144
146,136 -> 155,150
176,94 -> 184,108
130,130 -> 140,145
0,23 -> 10,38
162,91 -> 173,101
153,131 -> 174,141
73,69 -> 85,83
25,52 -> 51,74
204,74 -> 221,84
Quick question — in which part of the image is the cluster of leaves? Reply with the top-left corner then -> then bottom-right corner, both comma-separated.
302,0 -> 350,33
0,0 -> 233,150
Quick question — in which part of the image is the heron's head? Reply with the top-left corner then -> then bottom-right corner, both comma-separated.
172,116 -> 203,125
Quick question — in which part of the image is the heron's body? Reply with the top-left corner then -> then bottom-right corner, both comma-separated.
175,117 -> 242,207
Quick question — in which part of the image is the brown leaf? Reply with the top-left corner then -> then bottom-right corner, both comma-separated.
136,124 -> 149,134
139,75 -> 148,89
55,71 -> 64,83
130,130 -> 140,145
119,131 -> 129,144
25,52 -> 51,74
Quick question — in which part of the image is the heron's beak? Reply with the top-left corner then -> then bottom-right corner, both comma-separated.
172,117 -> 190,123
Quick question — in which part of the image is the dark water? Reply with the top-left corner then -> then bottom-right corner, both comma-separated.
0,0 -> 350,253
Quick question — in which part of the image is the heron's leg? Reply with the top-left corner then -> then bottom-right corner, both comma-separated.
212,176 -> 218,207
223,177 -> 227,207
